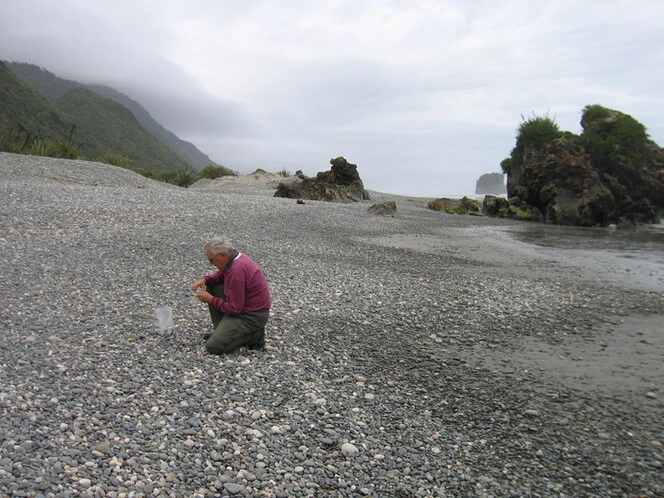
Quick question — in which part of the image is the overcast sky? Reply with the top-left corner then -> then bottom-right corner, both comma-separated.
1,0 -> 662,196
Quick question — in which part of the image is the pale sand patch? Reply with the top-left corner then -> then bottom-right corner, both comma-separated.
189,172 -> 296,196
359,228 -> 540,264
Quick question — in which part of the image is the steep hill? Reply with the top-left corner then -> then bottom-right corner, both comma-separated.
0,62 -> 192,174
86,84 -> 213,170
0,61 -> 73,142
6,61 -> 214,169
55,87 -> 191,173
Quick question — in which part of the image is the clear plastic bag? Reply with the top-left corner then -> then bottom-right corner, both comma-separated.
155,306 -> 175,338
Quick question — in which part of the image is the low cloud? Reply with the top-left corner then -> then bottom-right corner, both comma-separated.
1,0 -> 662,195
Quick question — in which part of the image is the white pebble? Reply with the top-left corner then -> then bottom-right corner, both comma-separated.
341,442 -> 360,456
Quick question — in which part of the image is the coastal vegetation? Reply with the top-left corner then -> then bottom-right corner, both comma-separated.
502,112 -> 563,176
580,104 -> 654,174
504,106 -> 658,181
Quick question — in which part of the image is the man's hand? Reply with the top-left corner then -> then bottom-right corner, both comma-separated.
196,291 -> 213,304
191,278 -> 206,292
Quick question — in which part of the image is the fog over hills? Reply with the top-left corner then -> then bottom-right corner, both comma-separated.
5,62 -> 215,170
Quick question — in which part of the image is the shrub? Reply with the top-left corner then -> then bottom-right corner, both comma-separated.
580,104 -> 611,124
277,168 -> 291,177
133,168 -> 155,179
31,139 -> 79,159
99,152 -> 133,168
580,104 -> 652,173
510,112 -> 562,170
0,136 -> 22,153
169,168 -> 198,188
500,158 -> 512,175
199,164 -> 236,179
0,124 -> 79,159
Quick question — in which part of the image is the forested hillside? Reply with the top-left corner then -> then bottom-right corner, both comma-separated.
55,87 -> 190,173
0,62 -> 73,142
5,61 -> 215,170
0,61 -> 202,173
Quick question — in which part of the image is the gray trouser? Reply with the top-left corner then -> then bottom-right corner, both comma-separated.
205,284 -> 269,355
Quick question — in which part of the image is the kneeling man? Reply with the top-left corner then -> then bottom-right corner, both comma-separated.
191,237 -> 271,353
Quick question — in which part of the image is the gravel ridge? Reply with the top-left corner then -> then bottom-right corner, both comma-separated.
1,152 -> 663,497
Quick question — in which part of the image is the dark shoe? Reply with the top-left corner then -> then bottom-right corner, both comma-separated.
248,341 -> 265,351
248,327 -> 266,350
202,332 -> 212,341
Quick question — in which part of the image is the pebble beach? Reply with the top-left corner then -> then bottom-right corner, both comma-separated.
1,151 -> 663,497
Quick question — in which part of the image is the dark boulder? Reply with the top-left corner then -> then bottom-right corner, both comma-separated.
518,138 -> 617,226
274,157 -> 370,202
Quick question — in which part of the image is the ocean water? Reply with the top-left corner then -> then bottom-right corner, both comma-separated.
499,222 -> 664,292
504,222 -> 664,260
435,192 -> 506,200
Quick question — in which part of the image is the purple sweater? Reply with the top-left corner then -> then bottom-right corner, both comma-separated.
204,253 -> 271,315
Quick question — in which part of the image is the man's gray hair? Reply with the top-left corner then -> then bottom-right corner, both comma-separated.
205,236 -> 234,255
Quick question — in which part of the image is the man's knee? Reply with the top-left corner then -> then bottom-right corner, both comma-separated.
205,328 -> 237,355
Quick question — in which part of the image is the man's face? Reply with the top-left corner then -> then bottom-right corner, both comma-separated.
205,248 -> 229,270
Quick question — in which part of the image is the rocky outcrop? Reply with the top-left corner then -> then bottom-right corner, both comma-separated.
475,172 -> 506,195
501,106 -> 664,226
274,157 -> 370,202
516,138 -> 617,226
580,108 -> 664,224
368,201 -> 397,216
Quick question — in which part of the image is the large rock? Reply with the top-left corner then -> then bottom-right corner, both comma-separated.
580,108 -> 664,223
503,106 -> 663,226
274,157 -> 370,202
475,172 -> 506,195
517,138 -> 617,226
